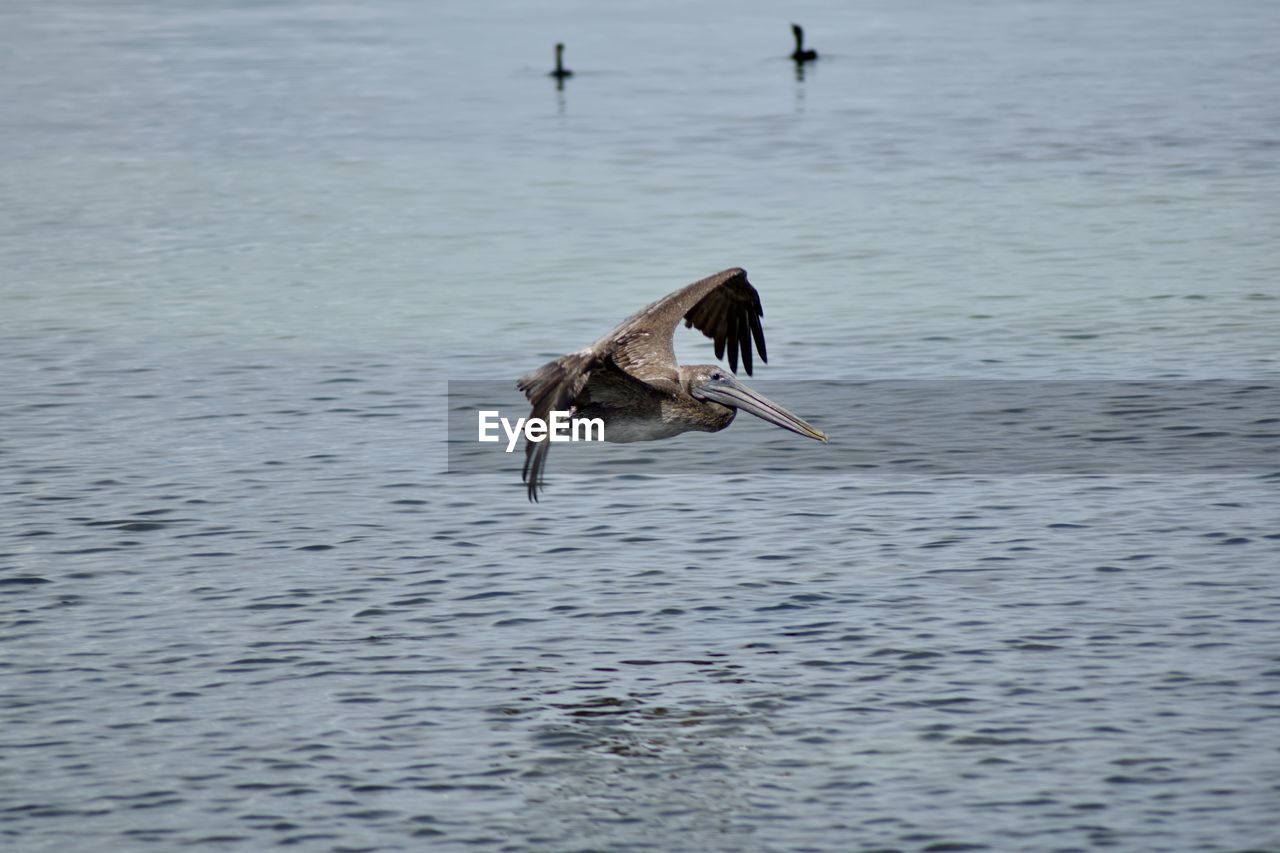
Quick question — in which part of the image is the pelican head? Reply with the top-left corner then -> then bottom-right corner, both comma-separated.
684,365 -> 827,442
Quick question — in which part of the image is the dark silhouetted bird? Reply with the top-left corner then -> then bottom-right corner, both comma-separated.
549,43 -> 573,80
790,24 -> 818,62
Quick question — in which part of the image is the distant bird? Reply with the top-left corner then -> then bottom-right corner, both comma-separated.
790,23 -> 818,62
549,43 -> 573,80
517,268 -> 828,500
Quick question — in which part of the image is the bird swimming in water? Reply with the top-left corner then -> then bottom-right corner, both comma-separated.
549,43 -> 573,80
790,23 -> 818,62
517,268 -> 828,500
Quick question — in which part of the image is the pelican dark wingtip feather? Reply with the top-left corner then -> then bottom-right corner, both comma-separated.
516,268 -> 825,500
677,267 -> 766,377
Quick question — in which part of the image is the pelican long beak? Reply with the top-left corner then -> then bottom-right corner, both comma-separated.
697,376 -> 828,442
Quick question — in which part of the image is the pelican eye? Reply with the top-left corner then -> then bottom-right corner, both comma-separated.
711,371 -> 725,381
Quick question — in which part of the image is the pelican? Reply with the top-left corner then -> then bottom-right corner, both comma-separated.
549,43 -> 573,80
790,23 -> 818,63
517,268 -> 828,500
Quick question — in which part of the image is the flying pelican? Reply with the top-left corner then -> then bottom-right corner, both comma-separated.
517,268 -> 828,500
549,43 -> 573,80
790,23 -> 818,63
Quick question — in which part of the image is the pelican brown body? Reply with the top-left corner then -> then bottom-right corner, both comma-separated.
516,268 -> 827,500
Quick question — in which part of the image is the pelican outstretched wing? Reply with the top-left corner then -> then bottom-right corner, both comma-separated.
517,350 -> 658,500
607,267 -> 768,380
516,350 -> 599,502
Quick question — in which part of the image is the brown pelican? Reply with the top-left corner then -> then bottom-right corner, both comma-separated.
517,268 -> 828,500
549,43 -> 573,80
790,23 -> 818,62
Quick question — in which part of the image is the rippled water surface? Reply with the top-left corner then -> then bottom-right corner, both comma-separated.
3,0 -> 1279,850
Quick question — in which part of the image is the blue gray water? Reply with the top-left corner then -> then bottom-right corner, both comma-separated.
3,0 -> 1279,850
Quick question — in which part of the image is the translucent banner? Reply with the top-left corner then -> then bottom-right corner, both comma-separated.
447,380 -> 1278,478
